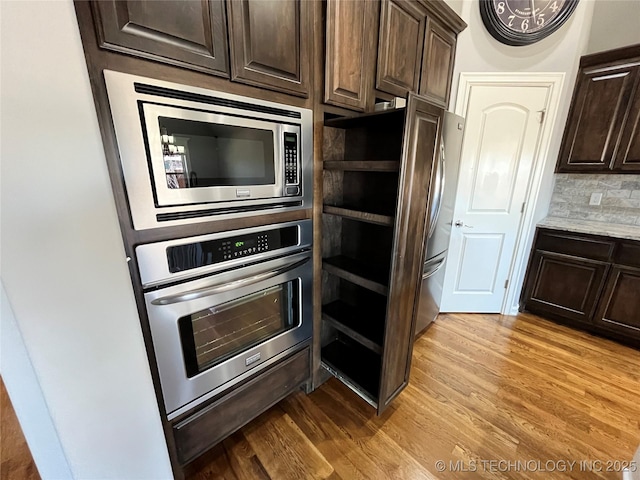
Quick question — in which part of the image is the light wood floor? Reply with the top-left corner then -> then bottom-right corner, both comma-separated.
3,313 -> 640,479
186,312 -> 640,480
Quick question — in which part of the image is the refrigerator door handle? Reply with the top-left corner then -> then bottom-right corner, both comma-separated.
427,137 -> 446,240
423,256 -> 446,280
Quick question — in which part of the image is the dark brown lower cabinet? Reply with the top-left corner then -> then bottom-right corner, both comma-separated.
523,250 -> 609,324
594,266 -> 640,338
521,228 -> 640,347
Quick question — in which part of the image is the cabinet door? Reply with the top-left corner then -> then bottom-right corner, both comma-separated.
613,72 -> 640,172
91,0 -> 228,76
324,0 -> 379,111
419,19 -> 457,108
523,251 -> 610,324
594,266 -> 640,340
376,0 -> 427,98
227,0 -> 310,98
556,63 -> 638,173
379,93 -> 443,413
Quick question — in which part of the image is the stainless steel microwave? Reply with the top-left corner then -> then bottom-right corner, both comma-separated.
104,70 -> 312,231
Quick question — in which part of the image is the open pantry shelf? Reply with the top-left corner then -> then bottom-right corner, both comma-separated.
322,299 -> 386,354
323,167 -> 399,227
324,107 -> 405,129
323,161 -> 400,172
321,334 -> 381,407
319,94 -> 441,414
323,205 -> 394,227
323,256 -> 389,296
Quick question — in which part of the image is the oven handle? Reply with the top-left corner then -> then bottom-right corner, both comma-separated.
151,256 -> 310,306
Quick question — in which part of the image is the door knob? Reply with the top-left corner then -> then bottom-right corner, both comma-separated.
454,220 -> 473,228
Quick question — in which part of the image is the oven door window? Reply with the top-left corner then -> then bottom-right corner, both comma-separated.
158,116 -> 276,189
178,281 -> 299,377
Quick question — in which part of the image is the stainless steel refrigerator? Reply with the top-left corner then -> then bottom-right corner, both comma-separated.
415,111 -> 465,336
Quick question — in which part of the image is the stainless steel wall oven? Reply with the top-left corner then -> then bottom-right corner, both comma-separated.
137,220 -> 312,419
104,71 -> 313,231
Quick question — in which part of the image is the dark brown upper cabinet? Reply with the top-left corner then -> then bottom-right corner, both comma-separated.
556,44 -> 640,173
376,0 -> 427,98
322,0 -> 464,111
419,18 -> 457,107
374,0 -> 465,105
227,0 -> 311,98
613,75 -> 640,171
91,0 -> 229,77
324,0 -> 379,111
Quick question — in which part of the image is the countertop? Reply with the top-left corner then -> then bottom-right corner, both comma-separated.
538,216 -> 640,242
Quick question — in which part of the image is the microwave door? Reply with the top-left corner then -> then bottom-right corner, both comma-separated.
142,103 -> 287,207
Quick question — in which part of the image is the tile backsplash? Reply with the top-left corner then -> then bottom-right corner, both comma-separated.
549,174 -> 640,226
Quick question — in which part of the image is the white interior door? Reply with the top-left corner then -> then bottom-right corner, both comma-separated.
440,84 -> 547,313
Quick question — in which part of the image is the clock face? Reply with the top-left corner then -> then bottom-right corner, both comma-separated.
480,0 -> 580,46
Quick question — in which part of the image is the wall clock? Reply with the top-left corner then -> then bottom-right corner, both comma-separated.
480,0 -> 580,46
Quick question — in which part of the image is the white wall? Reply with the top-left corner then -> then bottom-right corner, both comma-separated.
445,0 -> 596,312
631,443 -> 640,480
0,1 -> 173,478
587,0 -> 640,54
1,283 -> 73,479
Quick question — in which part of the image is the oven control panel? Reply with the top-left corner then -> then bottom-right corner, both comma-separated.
219,232 -> 269,260
167,225 -> 298,273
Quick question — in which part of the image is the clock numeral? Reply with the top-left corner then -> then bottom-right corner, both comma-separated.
508,14 -> 515,27
537,13 -> 545,25
497,1 -> 505,14
550,1 -> 559,12
521,18 -> 529,31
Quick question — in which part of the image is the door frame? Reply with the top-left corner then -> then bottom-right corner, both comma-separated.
453,73 -> 565,315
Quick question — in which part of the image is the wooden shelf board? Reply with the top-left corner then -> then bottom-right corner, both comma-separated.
323,161 -> 400,172
324,107 -> 405,129
323,256 -> 389,296
323,205 -> 394,227
322,300 -> 385,354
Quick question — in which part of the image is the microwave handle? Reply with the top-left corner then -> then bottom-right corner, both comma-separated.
151,256 -> 310,306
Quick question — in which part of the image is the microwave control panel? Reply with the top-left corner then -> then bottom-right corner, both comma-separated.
167,225 -> 298,273
284,132 -> 299,194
